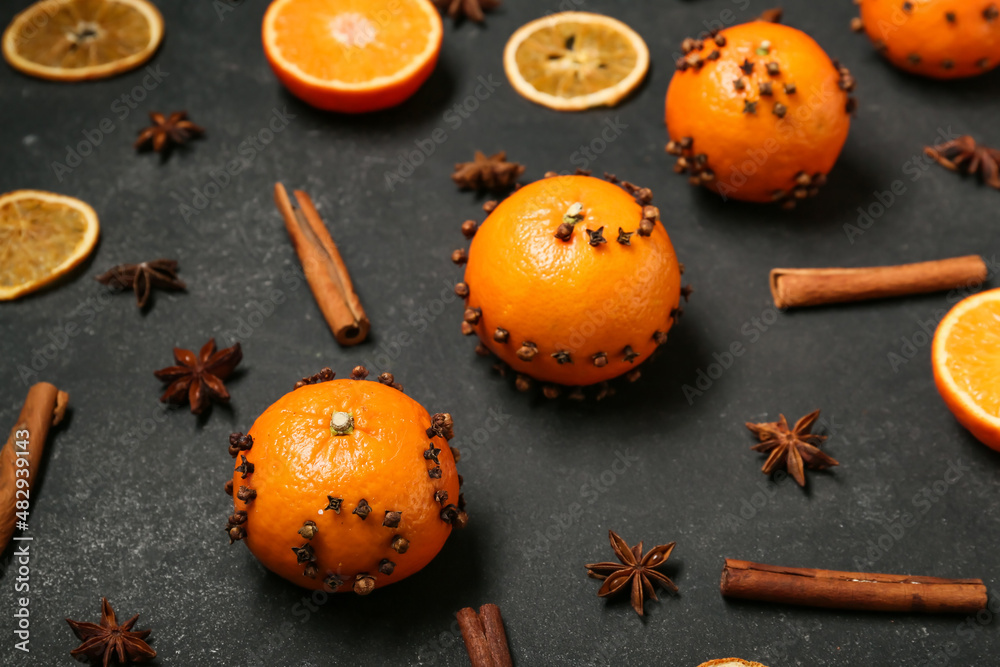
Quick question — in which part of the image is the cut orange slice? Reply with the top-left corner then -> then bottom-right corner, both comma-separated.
262,0 -> 443,113
0,190 -> 100,300
2,0 -> 164,82
503,12 -> 649,111
932,287 -> 1000,451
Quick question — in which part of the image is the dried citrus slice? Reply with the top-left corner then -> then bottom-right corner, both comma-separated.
0,190 -> 100,300
2,0 -> 164,82
503,11 -> 649,111
262,0 -> 443,113
932,287 -> 1000,451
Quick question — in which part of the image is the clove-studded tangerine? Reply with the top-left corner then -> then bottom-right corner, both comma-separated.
853,0 -> 1000,78
456,174 -> 683,393
665,20 -> 854,207
224,367 -> 465,594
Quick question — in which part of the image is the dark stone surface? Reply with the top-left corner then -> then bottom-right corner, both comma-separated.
2,0 -> 1000,665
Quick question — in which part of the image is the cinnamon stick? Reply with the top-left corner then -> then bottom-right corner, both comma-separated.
0,383 -> 69,551
457,607 -> 495,667
457,603 -> 513,667
720,559 -> 986,613
274,183 -> 370,346
770,255 -> 987,309
479,604 -> 513,667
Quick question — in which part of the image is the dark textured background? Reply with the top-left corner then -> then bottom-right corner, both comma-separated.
2,0 -> 1000,665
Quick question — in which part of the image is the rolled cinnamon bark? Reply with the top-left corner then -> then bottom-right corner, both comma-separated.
274,183 -> 370,346
0,383 -> 69,551
770,255 -> 987,309
479,604 -> 513,667
457,607 -> 495,667
720,559 -> 986,613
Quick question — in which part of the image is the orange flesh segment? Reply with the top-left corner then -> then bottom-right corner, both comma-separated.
10,0 -> 152,70
0,197 -> 89,288
515,20 -> 638,97
944,298 -> 1000,418
268,0 -> 435,84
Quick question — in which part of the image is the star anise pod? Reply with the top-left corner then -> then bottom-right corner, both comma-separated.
66,597 -> 156,666
924,135 -> 1000,190
746,409 -> 838,487
452,150 -> 525,193
95,259 -> 186,309
154,339 -> 242,415
585,530 -> 678,617
432,0 -> 501,23
134,111 -> 204,153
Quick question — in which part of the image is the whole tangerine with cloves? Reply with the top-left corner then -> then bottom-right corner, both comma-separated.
224,366 -> 466,594
453,173 -> 686,399
665,19 -> 855,207
853,0 -> 1000,78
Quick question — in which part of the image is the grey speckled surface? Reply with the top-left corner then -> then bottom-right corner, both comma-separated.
2,0 -> 1000,665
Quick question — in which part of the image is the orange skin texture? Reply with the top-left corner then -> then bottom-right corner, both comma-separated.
262,0 -> 442,113
232,380 -> 459,591
463,175 -> 682,387
665,22 -> 851,203
860,0 -> 1000,79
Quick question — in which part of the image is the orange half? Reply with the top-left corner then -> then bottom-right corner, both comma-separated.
262,0 -> 442,113
932,287 -> 1000,451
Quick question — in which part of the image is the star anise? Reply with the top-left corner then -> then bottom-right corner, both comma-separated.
452,150 -> 525,193
924,135 -> 1000,190
585,530 -> 678,617
66,598 -> 156,666
95,259 -> 186,309
746,409 -> 838,487
134,111 -> 204,153
432,0 -> 501,23
154,339 -> 242,415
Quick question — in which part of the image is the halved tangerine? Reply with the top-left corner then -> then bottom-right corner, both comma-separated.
0,190 -> 100,300
262,0 -> 443,113
2,0 -> 164,82
932,287 -> 1000,451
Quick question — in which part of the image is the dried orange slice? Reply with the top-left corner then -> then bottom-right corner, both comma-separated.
0,190 -> 100,300
2,0 -> 164,82
932,288 -> 1000,451
503,12 -> 649,111
262,0 -> 443,113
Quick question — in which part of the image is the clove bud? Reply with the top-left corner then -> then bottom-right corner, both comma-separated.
391,535 -> 410,554
353,499 -> 371,520
354,574 -> 376,596
516,342 -> 538,362
298,521 -> 318,540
